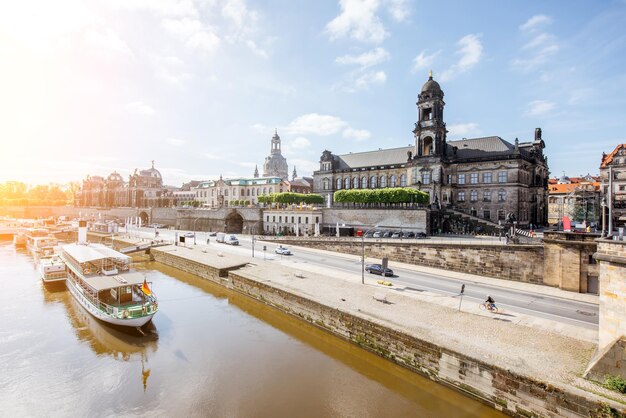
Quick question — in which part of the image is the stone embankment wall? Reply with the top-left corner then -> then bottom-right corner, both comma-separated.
543,232 -> 599,293
595,239 -> 626,350
321,208 -> 429,233
267,238 -> 544,284
228,271 -> 613,417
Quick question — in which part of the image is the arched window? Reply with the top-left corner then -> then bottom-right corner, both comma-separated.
400,174 -> 407,187
257,188 -> 261,196
380,175 -> 387,188
361,176 -> 367,188
225,189 -> 229,196
344,178 -> 350,189
252,189 -> 255,196
390,175 -> 397,187
263,187 -> 267,195
336,178 -> 342,189
370,176 -> 377,188
353,177 -> 359,189
247,189 -> 250,196
269,187 -> 274,193
322,178 -> 330,190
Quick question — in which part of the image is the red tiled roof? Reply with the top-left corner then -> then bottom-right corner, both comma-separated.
548,182 -> 601,194
601,144 -> 626,168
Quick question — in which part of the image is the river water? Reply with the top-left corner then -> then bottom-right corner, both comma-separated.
0,241 -> 502,417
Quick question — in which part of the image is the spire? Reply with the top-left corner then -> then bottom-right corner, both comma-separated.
151,160 -> 155,169
292,166 -> 297,181
428,69 -> 433,79
254,165 -> 259,178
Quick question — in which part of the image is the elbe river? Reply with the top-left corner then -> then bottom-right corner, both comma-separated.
0,241 -> 502,417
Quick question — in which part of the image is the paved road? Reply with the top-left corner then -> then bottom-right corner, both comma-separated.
128,227 -> 599,329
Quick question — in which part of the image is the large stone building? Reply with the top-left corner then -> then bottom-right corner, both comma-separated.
75,161 -> 176,208
313,73 -> 550,227
194,175 -> 289,207
600,143 -> 626,230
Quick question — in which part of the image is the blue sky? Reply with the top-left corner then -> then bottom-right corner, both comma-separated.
1,0 -> 625,186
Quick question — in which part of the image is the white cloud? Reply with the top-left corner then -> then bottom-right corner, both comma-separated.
440,34 -> 483,82
288,158 -> 318,176
125,101 -> 155,116
166,138 -> 187,146
354,70 -> 387,89
246,40 -> 269,59
512,32 -> 559,70
342,127 -> 371,141
447,123 -> 481,138
326,0 -> 388,44
519,15 -> 552,32
162,17 -> 221,54
290,137 -> 312,149
284,113 -> 348,136
525,100 -> 555,117
84,28 -> 134,58
386,0 -> 410,22
152,55 -> 192,85
412,49 -> 439,73
568,88 -> 595,105
335,47 -> 390,68
221,0 -> 258,34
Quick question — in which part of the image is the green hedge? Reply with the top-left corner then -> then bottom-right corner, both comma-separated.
258,192 -> 323,205
334,187 -> 429,205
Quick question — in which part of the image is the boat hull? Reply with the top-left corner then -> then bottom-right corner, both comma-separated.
66,275 -> 155,328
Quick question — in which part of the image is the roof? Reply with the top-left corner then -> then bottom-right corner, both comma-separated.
335,146 -> 413,169
601,143 -> 626,168
85,271 -> 146,292
62,243 -> 130,263
548,182 -> 600,194
448,136 -> 514,156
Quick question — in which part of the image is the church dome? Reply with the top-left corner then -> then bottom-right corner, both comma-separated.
139,161 -> 162,179
421,75 -> 442,94
107,171 -> 123,182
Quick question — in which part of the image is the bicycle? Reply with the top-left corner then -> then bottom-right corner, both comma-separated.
479,302 -> 499,314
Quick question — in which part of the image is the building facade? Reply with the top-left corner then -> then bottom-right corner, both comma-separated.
75,162 -> 175,208
194,176 -> 289,208
313,74 -> 550,227
547,174 -> 601,227
600,144 -> 626,230
262,208 -> 322,235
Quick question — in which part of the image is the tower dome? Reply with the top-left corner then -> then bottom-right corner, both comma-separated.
421,70 -> 442,95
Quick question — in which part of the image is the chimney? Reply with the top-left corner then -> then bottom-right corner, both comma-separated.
78,220 -> 88,244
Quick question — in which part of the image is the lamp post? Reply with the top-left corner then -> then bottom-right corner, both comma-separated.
601,197 -> 607,238
249,220 -> 261,258
192,217 -> 201,245
361,225 -> 379,285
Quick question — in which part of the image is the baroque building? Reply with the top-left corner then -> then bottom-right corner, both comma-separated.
600,143 -> 626,230
547,174 -> 601,227
75,161 -> 175,208
313,73 -> 550,227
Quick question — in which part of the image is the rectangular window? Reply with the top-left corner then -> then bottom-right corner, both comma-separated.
470,191 -> 478,202
315,217 -> 319,223
272,216 -> 275,222
422,172 -> 431,185
305,217 -> 309,224
291,216 -> 294,223
498,191 -> 506,202
458,192 -> 465,202
458,174 -> 465,185
298,217 -> 301,223
470,173 -> 478,184
483,191 -> 491,202
447,174 -> 452,184
498,171 -> 507,183
267,216 -> 269,222
483,172 -> 492,183
483,210 -> 491,220
279,216 -> 282,223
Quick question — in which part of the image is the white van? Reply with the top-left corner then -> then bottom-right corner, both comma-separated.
216,232 -> 239,245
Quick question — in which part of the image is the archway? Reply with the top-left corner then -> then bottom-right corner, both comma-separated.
138,211 -> 149,226
224,211 -> 244,233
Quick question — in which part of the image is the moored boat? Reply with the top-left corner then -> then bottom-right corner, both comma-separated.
59,221 -> 158,328
25,229 -> 58,257
39,256 -> 67,285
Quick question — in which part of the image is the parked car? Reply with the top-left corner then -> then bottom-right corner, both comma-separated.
391,231 -> 402,238
275,245 -> 292,255
184,232 -> 195,238
372,231 -> 383,238
382,231 -> 393,238
416,232 -> 427,239
365,264 -> 394,277
405,231 -> 415,238
363,231 -> 374,238
208,232 -> 217,236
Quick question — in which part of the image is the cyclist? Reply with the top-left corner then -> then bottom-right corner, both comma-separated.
485,295 -> 496,311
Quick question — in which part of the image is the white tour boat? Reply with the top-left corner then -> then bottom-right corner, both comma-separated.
39,256 -> 67,285
25,228 -> 58,257
59,221 -> 158,328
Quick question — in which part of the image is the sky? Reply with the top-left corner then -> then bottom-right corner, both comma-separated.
1,0 -> 625,186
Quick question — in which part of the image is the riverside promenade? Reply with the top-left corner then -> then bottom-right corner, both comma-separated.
115,236 -> 625,417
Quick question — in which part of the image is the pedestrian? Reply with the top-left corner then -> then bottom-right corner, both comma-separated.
504,233 -> 510,245
207,238 -> 210,244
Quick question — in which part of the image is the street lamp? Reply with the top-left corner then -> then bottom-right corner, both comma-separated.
361,225 -> 379,285
249,220 -> 261,258
601,197 -> 607,238
192,217 -> 201,245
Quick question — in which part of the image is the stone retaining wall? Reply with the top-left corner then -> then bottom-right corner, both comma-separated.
267,238 -> 544,284
228,271 -> 615,417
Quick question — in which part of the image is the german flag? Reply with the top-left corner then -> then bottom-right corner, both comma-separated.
141,278 -> 152,297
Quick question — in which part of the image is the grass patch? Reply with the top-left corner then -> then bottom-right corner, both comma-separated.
604,375 -> 626,394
